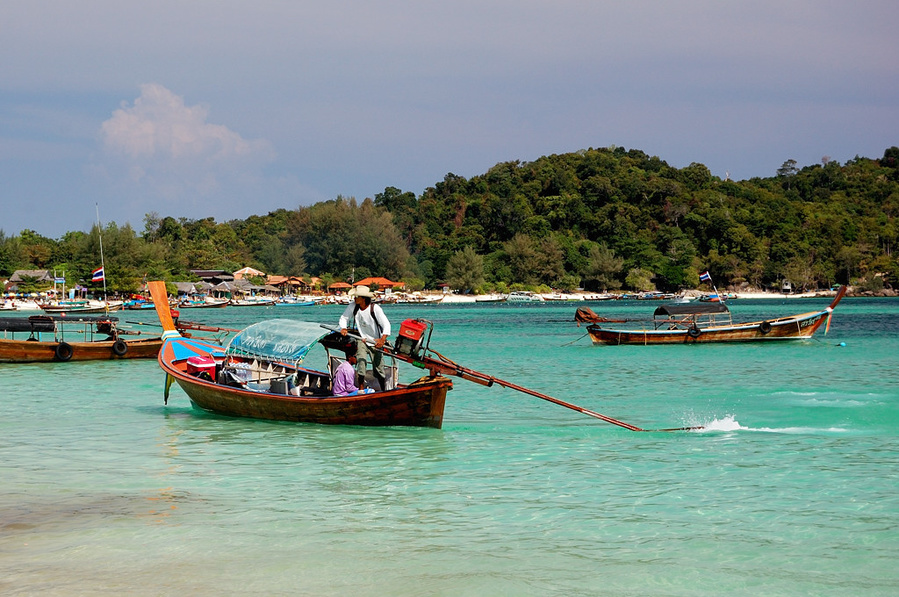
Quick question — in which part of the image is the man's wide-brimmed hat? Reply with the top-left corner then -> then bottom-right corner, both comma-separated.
350,285 -> 374,299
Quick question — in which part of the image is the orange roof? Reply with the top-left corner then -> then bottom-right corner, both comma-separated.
329,282 -> 352,289
354,277 -> 405,288
233,266 -> 265,279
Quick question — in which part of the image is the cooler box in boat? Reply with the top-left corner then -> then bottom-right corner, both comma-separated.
186,356 -> 216,376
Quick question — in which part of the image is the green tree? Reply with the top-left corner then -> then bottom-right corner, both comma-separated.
284,244 -> 307,276
535,236 -> 566,285
18,229 -> 55,268
625,267 -> 655,291
782,255 -> 815,291
678,162 -> 712,191
445,246 -> 485,293
503,234 -> 540,285
580,242 -> 624,291
777,159 -> 799,191
0,231 -> 24,275
255,237 -> 287,274
287,197 -> 409,279
777,159 -> 799,178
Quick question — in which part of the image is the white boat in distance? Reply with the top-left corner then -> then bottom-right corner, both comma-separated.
229,297 -> 277,307
506,291 -> 545,302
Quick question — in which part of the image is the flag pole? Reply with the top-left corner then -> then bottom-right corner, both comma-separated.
701,270 -> 722,302
95,203 -> 108,309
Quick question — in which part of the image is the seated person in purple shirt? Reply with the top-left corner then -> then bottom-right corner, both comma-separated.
333,352 -> 363,396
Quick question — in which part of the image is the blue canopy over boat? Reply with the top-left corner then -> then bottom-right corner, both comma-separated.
225,319 -> 326,363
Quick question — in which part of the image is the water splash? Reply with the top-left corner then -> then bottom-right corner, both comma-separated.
697,414 -> 743,432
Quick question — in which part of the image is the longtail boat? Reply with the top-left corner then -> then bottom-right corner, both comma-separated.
148,281 -> 452,428
0,314 -> 163,362
575,286 -> 848,345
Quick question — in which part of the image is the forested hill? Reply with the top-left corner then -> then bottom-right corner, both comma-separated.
2,146 -> 898,294
376,146 -> 898,292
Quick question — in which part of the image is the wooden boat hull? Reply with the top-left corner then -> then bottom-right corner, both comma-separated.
587,309 -> 832,345
0,336 -> 163,362
41,304 -> 123,314
158,338 -> 452,428
176,374 -> 451,427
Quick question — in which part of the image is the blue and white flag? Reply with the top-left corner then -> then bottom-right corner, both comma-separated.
699,271 -> 712,282
91,267 -> 105,282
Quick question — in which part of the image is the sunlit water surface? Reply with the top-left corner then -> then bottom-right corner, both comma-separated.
2,297 -> 897,595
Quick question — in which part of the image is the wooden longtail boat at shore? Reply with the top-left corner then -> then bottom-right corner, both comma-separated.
0,314 -> 163,362
148,281 -> 452,428
575,286 -> 847,345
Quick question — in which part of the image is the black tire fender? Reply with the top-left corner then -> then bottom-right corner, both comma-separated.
688,327 -> 701,339
55,341 -> 74,361
112,339 -> 128,356
759,320 -> 772,334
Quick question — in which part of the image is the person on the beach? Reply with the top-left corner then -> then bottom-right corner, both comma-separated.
338,285 -> 391,391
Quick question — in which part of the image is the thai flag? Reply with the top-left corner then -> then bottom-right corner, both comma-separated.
699,271 -> 712,282
92,267 -> 105,282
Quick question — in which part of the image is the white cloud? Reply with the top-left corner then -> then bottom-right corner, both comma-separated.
98,84 -> 274,205
102,84 -> 271,161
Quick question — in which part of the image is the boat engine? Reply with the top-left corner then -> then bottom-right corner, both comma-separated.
395,318 -> 430,358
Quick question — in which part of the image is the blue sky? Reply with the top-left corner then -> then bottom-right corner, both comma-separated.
2,1 -> 897,238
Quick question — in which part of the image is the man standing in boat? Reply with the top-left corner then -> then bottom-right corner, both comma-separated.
339,285 -> 391,391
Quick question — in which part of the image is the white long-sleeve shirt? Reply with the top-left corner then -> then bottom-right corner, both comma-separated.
338,302 -> 391,341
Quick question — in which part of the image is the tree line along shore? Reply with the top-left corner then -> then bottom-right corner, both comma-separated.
2,145 -> 897,297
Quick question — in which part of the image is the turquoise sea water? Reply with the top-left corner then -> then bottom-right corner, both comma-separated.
1,297 -> 897,596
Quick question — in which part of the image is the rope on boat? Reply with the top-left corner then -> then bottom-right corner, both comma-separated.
560,332 -> 590,347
